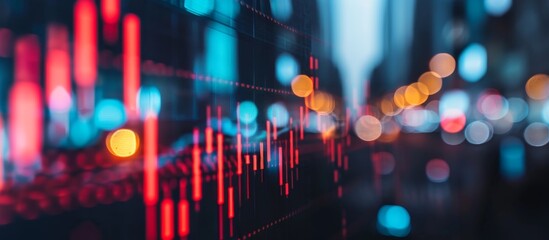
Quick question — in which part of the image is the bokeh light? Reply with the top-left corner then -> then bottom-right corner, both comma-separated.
380,94 -> 402,116
94,99 -> 127,131
524,122 -> 549,147
459,43 -> 487,82
106,128 -> 139,157
418,71 -> 442,95
137,86 -> 161,119
465,121 -> 492,145
440,90 -> 470,114
478,92 -> 509,120
355,115 -> 382,141
484,0 -> 512,16
275,53 -> 299,86
429,53 -> 456,78
267,102 -> 289,127
525,74 -> 549,100
393,86 -> 408,109
507,97 -> 529,123
440,109 -> 466,133
291,74 -> 313,97
238,101 -> 258,124
270,0 -> 293,22
377,205 -> 411,237
426,159 -> 450,183
305,91 -> 335,114
404,83 -> 428,106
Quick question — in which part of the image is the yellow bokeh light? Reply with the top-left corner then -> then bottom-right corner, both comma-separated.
525,74 -> 549,100
354,115 -> 382,142
106,129 -> 139,158
393,86 -> 408,109
418,71 -> 442,95
291,75 -> 314,97
429,53 -> 456,78
404,83 -> 429,106
305,91 -> 334,114
380,94 -> 402,116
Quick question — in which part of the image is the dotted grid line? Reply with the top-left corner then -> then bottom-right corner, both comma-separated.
237,0 -> 325,44
237,204 -> 311,240
139,62 -> 293,95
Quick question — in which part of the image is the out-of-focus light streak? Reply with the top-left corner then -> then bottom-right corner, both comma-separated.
46,24 -> 71,113
123,14 -> 141,117
178,199 -> 190,237
161,198 -> 174,240
144,114 -> 158,206
0,118 -> 3,190
10,36 -> 42,175
101,0 -> 120,43
266,121 -> 271,162
74,0 -> 97,114
278,147 -> 283,186
217,133 -> 224,205
237,133 -> 242,175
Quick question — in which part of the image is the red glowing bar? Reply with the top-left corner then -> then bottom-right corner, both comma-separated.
245,154 -> 250,165
236,133 -> 242,175
101,0 -> 120,23
315,58 -> 319,69
299,106 -> 304,140
192,147 -> 202,201
228,187 -> 234,219
285,183 -> 289,196
309,55 -> 313,70
290,130 -> 294,169
123,14 -> 140,116
144,114 -> 158,206
10,36 -> 42,172
74,0 -> 97,87
217,133 -> 224,205
101,0 -> 120,43
161,198 -> 174,240
178,200 -> 190,237
260,142 -> 264,170
46,25 -> 71,111
146,206 -> 157,240
273,117 -> 278,140
206,127 -> 213,154
278,147 -> 283,186
266,121 -> 271,163
0,118 -> 3,190
253,155 -> 257,171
